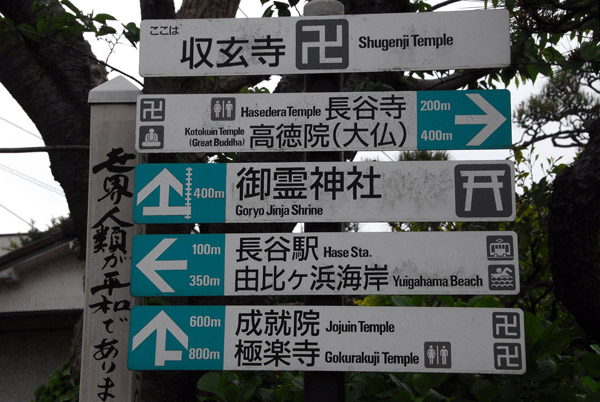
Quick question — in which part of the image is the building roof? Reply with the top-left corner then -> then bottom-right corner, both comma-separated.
0,220 -> 84,314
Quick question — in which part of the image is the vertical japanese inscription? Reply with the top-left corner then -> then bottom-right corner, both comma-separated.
81,106 -> 140,402
87,147 -> 136,401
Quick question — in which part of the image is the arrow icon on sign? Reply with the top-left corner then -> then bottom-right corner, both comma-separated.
455,93 -> 507,147
137,168 -> 191,216
131,310 -> 188,367
137,238 -> 187,293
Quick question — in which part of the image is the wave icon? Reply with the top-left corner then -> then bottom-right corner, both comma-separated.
489,266 -> 515,290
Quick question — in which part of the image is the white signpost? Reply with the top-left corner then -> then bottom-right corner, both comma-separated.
135,90 -> 511,153
140,9 -> 509,77
133,161 -> 516,223
131,231 -> 520,296
124,3 -> 523,391
128,305 -> 526,374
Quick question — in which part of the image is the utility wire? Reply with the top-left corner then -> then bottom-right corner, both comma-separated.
0,145 -> 89,153
0,117 -> 42,140
0,163 -> 64,196
0,203 -> 37,230
237,6 -> 249,18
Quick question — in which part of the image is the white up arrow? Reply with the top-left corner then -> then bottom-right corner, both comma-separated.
455,93 -> 507,146
136,168 -> 191,216
131,310 -> 188,367
137,238 -> 188,293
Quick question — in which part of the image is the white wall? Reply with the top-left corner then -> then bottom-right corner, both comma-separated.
0,326 -> 74,402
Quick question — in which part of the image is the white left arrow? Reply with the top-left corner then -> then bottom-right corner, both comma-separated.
455,93 -> 507,146
131,310 -> 188,367
137,238 -> 188,293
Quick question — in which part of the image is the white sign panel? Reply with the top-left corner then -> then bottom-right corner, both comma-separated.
135,90 -> 512,153
140,9 -> 510,76
129,305 -> 526,374
131,231 -> 520,296
133,161 -> 516,223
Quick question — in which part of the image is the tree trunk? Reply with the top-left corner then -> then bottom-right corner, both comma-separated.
0,0 -> 108,251
549,117 -> 600,342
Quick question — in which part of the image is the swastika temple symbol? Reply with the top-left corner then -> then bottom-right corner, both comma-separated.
296,19 -> 348,70
492,312 -> 521,339
140,98 -> 166,122
493,343 -> 522,370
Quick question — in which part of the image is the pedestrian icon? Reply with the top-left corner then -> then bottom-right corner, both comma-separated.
424,342 -> 451,369
211,97 -> 236,121
139,126 -> 164,149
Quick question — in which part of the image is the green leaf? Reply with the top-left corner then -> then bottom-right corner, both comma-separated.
60,0 -> 80,15
122,22 -> 140,47
391,296 -> 411,306
277,7 -> 291,17
469,295 -> 501,308
97,25 -> 117,36
36,16 -> 50,35
583,377 -> 600,393
197,372 -> 229,402
93,13 -> 117,23
412,374 -> 430,396
17,23 -> 40,41
524,312 -> 544,354
525,64 -> 539,82
238,374 -> 263,401
536,355 -> 557,379
262,5 -> 274,17
580,42 -> 599,61
471,379 -> 499,402
582,352 -> 600,376
274,1 -> 291,16
436,295 -> 455,307
409,295 -> 425,306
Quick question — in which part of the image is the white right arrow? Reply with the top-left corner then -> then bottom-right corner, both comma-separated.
136,168 -> 191,216
455,93 -> 507,146
131,310 -> 188,367
137,238 -> 188,293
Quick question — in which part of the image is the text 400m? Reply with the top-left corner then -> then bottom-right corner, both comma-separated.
421,130 -> 453,141
193,187 -> 225,199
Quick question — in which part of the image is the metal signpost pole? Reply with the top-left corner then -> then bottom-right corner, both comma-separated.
303,1 -> 345,401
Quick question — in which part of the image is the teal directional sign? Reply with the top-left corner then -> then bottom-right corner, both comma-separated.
417,90 -> 510,149
131,232 -> 520,297
128,305 -> 526,374
136,90 -> 511,153
133,161 -> 516,224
